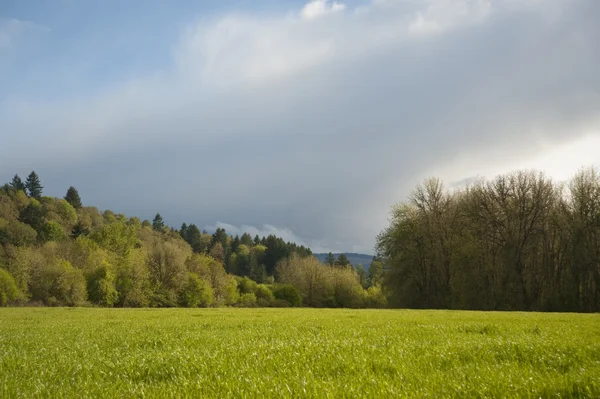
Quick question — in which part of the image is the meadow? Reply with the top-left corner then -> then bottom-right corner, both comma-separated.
0,308 -> 598,398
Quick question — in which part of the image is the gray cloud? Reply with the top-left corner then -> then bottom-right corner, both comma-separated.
1,0 -> 599,254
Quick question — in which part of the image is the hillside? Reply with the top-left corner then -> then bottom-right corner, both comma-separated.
314,253 -> 374,269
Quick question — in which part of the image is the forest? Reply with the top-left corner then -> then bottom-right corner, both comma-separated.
377,168 -> 600,312
0,172 -> 384,308
1,168 -> 598,312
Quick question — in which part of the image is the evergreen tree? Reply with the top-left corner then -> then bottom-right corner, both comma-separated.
325,252 -> 336,266
71,221 -> 90,239
254,234 -> 261,245
64,186 -> 82,209
152,213 -> 165,232
25,171 -> 43,199
240,233 -> 253,246
10,174 -> 26,192
180,223 -> 188,240
335,253 -> 351,268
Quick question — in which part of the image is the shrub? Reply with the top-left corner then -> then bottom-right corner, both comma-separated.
238,292 -> 257,307
30,259 -> 87,306
0,268 -> 20,306
272,284 -> 302,307
179,273 -> 214,308
254,284 -> 275,303
237,276 -> 258,294
87,261 -> 119,307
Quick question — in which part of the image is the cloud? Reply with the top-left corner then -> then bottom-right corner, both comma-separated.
301,0 -> 346,20
408,0 -> 492,36
1,0 -> 599,254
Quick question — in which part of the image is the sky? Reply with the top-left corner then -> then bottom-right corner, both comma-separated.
1,0 -> 599,254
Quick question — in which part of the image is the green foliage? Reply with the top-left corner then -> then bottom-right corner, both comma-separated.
25,171 -> 43,199
271,284 -> 302,307
87,261 -> 118,307
179,273 -> 214,308
9,174 -> 26,193
39,221 -> 65,243
254,284 -> 274,303
19,199 -> 45,231
152,213 -> 164,232
0,219 -> 37,246
54,199 -> 78,226
0,269 -> 20,306
64,186 -> 82,209
335,253 -> 350,267
30,259 -> 86,306
91,221 -> 137,256
325,252 -> 336,266
237,276 -> 258,294
237,292 -> 257,307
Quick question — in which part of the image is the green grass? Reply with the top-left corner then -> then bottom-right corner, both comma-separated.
0,309 -> 599,398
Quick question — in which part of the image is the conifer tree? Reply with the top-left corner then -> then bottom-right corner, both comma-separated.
325,252 -> 336,266
10,174 -> 26,192
64,186 -> 82,209
152,213 -> 165,231
25,171 -> 43,199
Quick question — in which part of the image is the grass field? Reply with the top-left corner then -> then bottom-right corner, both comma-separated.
0,309 -> 599,398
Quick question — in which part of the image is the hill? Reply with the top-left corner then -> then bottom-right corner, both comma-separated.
314,253 -> 373,269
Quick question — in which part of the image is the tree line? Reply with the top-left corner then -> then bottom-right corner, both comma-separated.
0,172 -> 384,308
377,168 -> 600,312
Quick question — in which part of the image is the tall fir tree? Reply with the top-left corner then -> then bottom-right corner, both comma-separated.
25,171 -> 43,199
335,253 -> 351,268
325,252 -> 336,266
64,186 -> 82,209
10,174 -> 26,192
152,213 -> 165,232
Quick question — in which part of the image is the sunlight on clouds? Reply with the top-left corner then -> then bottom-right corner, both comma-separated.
518,134 -> 600,182
301,0 -> 346,20
408,0 -> 492,36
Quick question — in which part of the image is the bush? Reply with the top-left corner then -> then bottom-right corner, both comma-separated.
254,284 -> 274,303
179,273 -> 214,308
30,259 -> 87,306
0,268 -> 20,306
237,276 -> 258,294
365,285 -> 387,308
272,284 -> 302,307
238,292 -> 257,307
87,261 -> 119,307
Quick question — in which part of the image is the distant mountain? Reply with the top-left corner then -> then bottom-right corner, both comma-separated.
314,253 -> 374,270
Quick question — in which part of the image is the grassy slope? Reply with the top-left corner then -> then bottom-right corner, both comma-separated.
0,308 -> 599,398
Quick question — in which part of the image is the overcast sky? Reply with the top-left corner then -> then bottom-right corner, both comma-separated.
1,0 -> 599,254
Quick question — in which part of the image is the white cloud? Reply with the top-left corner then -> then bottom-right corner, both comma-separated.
301,0 -> 346,20
408,0 -> 492,36
1,0 -> 599,253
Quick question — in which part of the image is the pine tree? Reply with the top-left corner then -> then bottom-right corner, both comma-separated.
10,174 -> 26,192
71,221 -> 90,239
25,171 -> 43,199
180,223 -> 188,240
64,186 -> 82,209
335,253 -> 351,268
325,252 -> 336,266
152,213 -> 165,232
